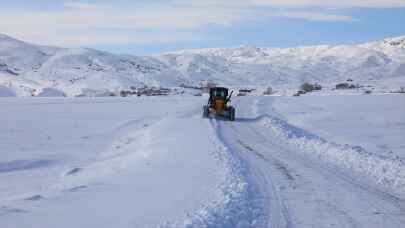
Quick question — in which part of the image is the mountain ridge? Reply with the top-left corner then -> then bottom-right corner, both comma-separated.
0,34 -> 404,96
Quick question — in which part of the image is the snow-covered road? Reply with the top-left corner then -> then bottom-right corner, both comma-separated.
1,96 -> 404,227
217,97 -> 405,227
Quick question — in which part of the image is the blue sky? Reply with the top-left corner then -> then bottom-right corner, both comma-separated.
1,1 -> 405,55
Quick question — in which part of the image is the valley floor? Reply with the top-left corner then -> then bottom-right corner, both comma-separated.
0,95 -> 404,227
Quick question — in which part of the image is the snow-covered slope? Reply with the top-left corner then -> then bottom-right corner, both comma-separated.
159,36 -> 405,87
1,34 -> 405,96
0,34 -> 186,96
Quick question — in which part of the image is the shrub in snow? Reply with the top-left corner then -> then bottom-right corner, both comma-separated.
336,83 -> 349,89
262,86 -> 273,95
300,82 -> 322,93
0,85 -> 17,97
293,90 -> 306,97
95,91 -> 117,97
37,88 -> 66,97
238,88 -> 255,96
239,88 -> 255,93
120,90 -> 131,97
313,83 -> 322,91
336,83 -> 359,90
76,89 -> 117,97
120,87 -> 172,97
400,87 -> 405,93
300,83 -> 313,92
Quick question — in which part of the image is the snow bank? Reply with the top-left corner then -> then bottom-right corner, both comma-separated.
161,119 -> 266,227
258,115 -> 405,197
271,95 -> 405,159
0,85 -> 16,97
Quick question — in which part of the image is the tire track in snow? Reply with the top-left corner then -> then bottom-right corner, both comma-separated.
223,122 -> 294,228
228,121 -> 365,227
260,118 -> 405,227
253,98 -> 405,199
198,118 -> 269,228
225,97 -> 405,227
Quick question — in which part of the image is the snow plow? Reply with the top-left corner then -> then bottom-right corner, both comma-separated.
203,87 -> 235,121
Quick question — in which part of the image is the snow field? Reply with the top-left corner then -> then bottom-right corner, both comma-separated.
272,95 -> 405,159
1,95 -> 404,227
0,97 -> 266,228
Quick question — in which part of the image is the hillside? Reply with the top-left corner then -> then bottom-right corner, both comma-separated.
158,36 -> 405,86
0,34 -> 404,96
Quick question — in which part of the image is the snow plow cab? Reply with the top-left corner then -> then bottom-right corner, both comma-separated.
203,87 -> 235,121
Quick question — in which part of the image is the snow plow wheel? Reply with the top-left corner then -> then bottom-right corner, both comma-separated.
203,105 -> 209,118
228,106 -> 235,121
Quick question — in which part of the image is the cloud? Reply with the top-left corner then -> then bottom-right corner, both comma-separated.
0,2 -> 237,46
252,0 -> 405,8
0,1 -> 253,46
64,2 -> 97,10
0,0 -> 401,46
272,11 -> 355,21
178,0 -> 405,8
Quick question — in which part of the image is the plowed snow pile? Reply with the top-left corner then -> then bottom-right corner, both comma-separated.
258,95 -> 405,197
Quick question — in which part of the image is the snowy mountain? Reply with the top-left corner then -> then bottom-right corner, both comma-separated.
0,34 -> 186,96
0,34 -> 404,96
159,36 -> 405,87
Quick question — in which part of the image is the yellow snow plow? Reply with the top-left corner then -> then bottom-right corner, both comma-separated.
203,87 -> 235,121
